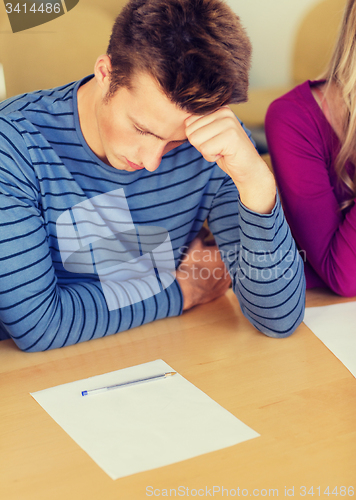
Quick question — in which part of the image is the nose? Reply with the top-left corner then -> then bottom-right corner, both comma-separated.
142,143 -> 166,172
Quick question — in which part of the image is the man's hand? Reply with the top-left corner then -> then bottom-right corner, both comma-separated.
185,107 -> 276,214
176,228 -> 231,311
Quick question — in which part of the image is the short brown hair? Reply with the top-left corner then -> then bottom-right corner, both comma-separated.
107,0 -> 251,113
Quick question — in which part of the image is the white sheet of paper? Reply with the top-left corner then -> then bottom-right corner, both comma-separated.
31,359 -> 259,479
304,302 -> 356,378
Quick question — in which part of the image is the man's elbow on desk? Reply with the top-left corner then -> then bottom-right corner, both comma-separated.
233,262 -> 306,339
238,289 -> 306,339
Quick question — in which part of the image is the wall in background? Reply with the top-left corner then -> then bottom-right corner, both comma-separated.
226,0 -> 322,88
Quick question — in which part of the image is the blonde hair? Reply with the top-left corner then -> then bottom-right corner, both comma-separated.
322,0 -> 356,207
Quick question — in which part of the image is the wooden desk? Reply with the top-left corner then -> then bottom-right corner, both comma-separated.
1,289 -> 355,500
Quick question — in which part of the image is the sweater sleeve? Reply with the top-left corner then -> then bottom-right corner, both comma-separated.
207,175 -> 306,338
265,94 -> 356,296
0,120 -> 183,352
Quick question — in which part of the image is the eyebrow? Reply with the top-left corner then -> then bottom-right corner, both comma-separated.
132,118 -> 187,143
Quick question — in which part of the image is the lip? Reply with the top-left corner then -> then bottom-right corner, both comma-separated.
125,158 -> 145,171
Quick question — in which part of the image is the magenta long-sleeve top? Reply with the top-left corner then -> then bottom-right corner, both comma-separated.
265,80 -> 356,296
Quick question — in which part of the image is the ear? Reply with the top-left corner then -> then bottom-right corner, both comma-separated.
94,54 -> 112,92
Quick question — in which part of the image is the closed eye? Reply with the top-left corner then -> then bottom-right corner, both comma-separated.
134,126 -> 149,136
134,124 -> 187,144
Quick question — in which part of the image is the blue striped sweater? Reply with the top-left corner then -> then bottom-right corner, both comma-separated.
0,77 -> 305,351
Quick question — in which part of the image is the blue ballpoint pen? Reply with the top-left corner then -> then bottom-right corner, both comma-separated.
81,371 -> 177,396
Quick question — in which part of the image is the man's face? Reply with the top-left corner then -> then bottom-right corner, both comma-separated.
95,72 -> 191,172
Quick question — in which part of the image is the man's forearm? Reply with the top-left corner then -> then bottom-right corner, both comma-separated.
230,156 -> 276,214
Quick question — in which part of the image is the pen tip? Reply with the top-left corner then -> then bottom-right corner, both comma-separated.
166,372 -> 177,377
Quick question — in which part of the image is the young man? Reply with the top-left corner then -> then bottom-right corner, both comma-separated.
0,0 -> 305,351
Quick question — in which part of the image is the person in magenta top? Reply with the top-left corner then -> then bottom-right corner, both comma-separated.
265,0 -> 356,297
